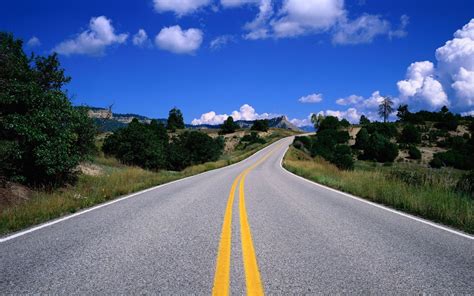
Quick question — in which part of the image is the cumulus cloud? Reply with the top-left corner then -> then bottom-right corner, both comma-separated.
271,0 -> 345,38
53,16 -> 128,56
191,104 -> 273,125
336,94 -> 363,105
155,25 -> 203,54
210,35 -> 235,50
26,36 -> 41,47
318,107 -> 361,123
397,19 -> 474,111
332,14 -> 390,45
298,93 -> 323,103
132,29 -> 150,47
153,0 -> 211,16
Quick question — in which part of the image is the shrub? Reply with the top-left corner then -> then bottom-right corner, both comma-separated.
219,116 -> 238,134
408,146 -> 422,160
360,133 -> 399,163
251,119 -> 269,132
354,128 -> 369,149
0,33 -> 95,187
318,116 -> 341,131
240,132 -> 266,146
359,115 -> 371,125
365,122 -> 398,139
293,136 -> 312,151
431,150 -> 474,170
169,131 -> 224,170
103,119 -> 168,170
429,157 -> 443,169
332,145 -> 354,170
456,171 -> 474,197
399,124 -> 421,144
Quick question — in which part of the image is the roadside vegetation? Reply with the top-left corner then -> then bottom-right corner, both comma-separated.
0,33 -> 300,235
285,102 -> 474,234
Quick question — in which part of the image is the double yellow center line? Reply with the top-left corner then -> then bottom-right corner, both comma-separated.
212,148 -> 277,296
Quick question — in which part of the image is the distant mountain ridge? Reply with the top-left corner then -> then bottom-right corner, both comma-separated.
81,106 -> 304,132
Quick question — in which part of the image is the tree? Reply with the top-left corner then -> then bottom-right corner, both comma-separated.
408,146 -> 422,160
311,113 -> 324,130
399,124 -> 421,144
354,128 -> 370,149
166,107 -> 185,131
360,133 -> 399,163
251,119 -> 269,132
318,116 -> 340,131
378,96 -> 394,123
103,119 -> 168,170
0,32 -> 95,187
359,115 -> 370,125
220,116 -> 238,134
396,104 -> 410,122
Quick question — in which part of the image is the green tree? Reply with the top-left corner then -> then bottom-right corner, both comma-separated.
103,119 -> 169,170
399,124 -> 421,144
378,96 -> 394,123
396,104 -> 410,122
354,128 -> 370,149
220,116 -> 239,134
0,32 -> 95,186
361,133 -> 399,163
251,119 -> 269,132
408,146 -> 422,160
311,113 -> 324,130
166,107 -> 185,131
359,115 -> 371,125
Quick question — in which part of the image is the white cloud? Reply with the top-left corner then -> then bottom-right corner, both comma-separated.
153,0 -> 211,16
191,104 -> 273,125
397,19 -> 474,111
461,110 -> 474,117
210,35 -> 235,50
332,14 -> 390,45
290,113 -> 314,127
132,29 -> 150,47
452,67 -> 474,106
272,0 -> 345,38
298,93 -> 323,103
26,36 -> 41,47
243,0 -> 273,40
155,25 -> 203,54
221,0 -> 261,7
336,94 -> 363,105
389,14 -> 409,39
318,107 -> 361,123
53,16 -> 128,56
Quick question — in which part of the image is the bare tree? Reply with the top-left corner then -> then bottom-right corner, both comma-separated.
378,96 -> 394,123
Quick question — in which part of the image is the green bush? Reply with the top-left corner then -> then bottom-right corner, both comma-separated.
219,116 -> 239,134
169,131 -> 224,170
360,133 -> 399,163
456,171 -> 474,197
332,145 -> 354,170
354,128 -> 369,149
408,146 -> 422,160
240,132 -> 266,146
429,157 -> 443,169
365,122 -> 398,139
399,124 -> 421,144
251,119 -> 269,132
0,33 -> 95,187
103,119 -> 168,170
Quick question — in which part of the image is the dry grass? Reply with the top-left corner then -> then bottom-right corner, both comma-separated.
0,129 -> 299,235
283,147 -> 474,234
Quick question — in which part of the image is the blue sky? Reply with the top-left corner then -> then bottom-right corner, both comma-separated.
1,0 -> 473,125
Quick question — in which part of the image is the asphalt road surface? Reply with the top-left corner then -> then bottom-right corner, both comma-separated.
1,137 -> 473,294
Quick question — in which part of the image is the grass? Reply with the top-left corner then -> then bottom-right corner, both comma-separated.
283,146 -> 474,234
0,128 -> 299,235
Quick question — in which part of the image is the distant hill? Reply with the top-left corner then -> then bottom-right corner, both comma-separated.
81,106 -> 303,132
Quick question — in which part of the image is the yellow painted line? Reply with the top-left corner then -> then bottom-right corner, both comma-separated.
212,146 -> 280,296
239,151 -> 275,296
212,171 -> 245,296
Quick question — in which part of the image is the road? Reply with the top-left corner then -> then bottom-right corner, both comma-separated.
1,137 -> 473,294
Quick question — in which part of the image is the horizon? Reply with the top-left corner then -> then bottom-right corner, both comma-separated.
2,0 -> 473,126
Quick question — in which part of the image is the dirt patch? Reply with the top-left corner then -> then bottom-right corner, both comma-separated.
0,181 -> 31,207
78,163 -> 103,176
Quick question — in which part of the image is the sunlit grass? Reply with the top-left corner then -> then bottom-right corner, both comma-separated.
283,147 -> 474,234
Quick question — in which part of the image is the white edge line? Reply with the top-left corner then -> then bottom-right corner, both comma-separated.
0,137 -> 288,243
279,144 -> 474,240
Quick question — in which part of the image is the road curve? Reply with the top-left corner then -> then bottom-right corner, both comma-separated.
1,137 -> 473,294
